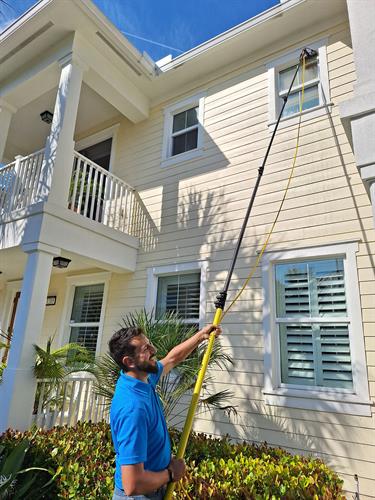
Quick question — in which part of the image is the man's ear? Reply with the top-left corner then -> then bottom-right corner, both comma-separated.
122,355 -> 135,370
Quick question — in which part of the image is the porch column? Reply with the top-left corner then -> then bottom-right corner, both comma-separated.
39,53 -> 86,206
0,99 -> 16,163
0,243 -> 59,432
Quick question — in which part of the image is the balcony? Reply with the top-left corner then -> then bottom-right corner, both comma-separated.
0,149 -> 156,251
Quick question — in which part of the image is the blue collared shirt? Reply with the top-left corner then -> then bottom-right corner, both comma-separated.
110,361 -> 171,490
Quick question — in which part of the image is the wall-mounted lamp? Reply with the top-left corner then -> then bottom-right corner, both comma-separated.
52,257 -> 71,269
46,295 -> 57,306
40,110 -> 53,124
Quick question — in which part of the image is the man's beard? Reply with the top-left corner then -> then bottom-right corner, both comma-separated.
135,359 -> 158,374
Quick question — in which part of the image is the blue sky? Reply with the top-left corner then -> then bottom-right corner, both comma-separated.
0,0 -> 279,61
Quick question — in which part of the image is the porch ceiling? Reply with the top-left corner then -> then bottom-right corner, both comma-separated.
4,83 -> 121,161
0,246 -> 106,285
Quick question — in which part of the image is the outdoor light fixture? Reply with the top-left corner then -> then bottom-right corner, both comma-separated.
46,295 -> 57,306
52,257 -> 71,269
40,110 -> 53,124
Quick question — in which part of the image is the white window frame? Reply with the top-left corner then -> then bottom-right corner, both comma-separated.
267,39 -> 332,130
145,261 -> 207,328
161,93 -> 206,168
261,241 -> 371,416
59,272 -> 111,357
75,123 -> 120,173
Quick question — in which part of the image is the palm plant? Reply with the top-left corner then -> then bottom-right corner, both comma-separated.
0,438 -> 52,499
93,310 -> 237,427
33,337 -> 94,412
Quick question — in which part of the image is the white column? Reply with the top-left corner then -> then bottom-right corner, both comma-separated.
370,181 -> 375,227
0,243 -> 59,432
0,99 -> 16,163
38,53 -> 86,206
346,0 -> 375,97
340,1 -> 375,229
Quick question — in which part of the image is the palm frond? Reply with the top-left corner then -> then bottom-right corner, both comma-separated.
94,309 -> 236,425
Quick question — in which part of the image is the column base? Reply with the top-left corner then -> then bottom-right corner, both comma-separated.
0,367 -> 36,432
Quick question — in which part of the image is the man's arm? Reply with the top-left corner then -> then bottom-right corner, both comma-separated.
160,324 -> 221,375
121,458 -> 185,495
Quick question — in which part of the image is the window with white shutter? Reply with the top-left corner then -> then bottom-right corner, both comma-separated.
156,272 -> 201,329
275,258 -> 352,390
69,283 -> 105,354
261,242 -> 371,416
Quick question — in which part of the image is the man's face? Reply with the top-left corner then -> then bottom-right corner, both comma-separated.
127,334 -> 158,374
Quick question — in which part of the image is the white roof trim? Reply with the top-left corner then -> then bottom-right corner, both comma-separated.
157,0 -> 307,72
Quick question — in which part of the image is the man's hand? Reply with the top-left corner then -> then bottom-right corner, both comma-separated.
198,324 -> 222,342
161,324 -> 222,374
168,457 -> 186,482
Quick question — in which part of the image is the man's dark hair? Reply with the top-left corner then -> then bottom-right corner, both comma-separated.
108,326 -> 144,371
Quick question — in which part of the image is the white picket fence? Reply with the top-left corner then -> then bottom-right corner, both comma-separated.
33,373 -> 109,430
0,149 -> 45,217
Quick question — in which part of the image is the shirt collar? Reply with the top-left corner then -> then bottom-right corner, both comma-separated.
119,370 -> 152,395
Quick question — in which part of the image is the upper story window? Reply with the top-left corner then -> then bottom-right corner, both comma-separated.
261,242 -> 371,416
161,93 -> 206,167
278,56 -> 319,117
171,107 -> 199,156
267,40 -> 331,127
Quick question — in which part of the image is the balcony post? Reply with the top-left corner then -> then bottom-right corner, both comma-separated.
0,99 -> 16,163
39,53 -> 87,207
0,243 -> 59,432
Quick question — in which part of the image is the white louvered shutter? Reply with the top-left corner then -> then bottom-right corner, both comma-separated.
69,283 -> 105,354
156,273 -> 200,326
276,259 -> 353,390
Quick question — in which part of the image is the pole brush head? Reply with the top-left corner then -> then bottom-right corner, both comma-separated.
300,47 -> 318,61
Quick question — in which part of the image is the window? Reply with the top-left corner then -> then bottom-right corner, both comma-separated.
61,273 -> 110,357
162,93 -> 205,166
171,107 -> 199,156
145,262 -> 207,328
276,258 -> 352,389
267,40 -> 331,126
156,273 -> 201,328
278,57 -> 319,118
262,242 -> 370,416
69,284 -> 104,354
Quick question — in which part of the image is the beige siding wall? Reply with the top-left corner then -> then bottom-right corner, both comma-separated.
97,22 -> 374,498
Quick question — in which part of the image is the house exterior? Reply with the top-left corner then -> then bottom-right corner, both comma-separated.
0,0 -> 374,497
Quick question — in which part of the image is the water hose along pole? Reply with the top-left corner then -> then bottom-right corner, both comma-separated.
164,48 -> 316,500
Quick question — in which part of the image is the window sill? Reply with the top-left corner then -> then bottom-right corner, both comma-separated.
268,102 -> 333,131
160,147 -> 203,168
263,387 -> 372,416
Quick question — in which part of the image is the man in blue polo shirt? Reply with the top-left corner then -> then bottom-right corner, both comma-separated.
109,323 -> 220,499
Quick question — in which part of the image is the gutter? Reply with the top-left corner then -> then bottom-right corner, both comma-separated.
157,0 -> 306,72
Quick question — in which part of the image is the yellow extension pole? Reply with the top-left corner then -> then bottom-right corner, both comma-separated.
164,307 -> 223,500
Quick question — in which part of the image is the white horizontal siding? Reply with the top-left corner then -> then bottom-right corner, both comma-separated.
96,22 -> 375,497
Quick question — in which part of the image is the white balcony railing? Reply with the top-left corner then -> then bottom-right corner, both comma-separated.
69,152 -> 157,249
0,149 -> 45,217
0,149 -> 157,249
33,373 -> 109,430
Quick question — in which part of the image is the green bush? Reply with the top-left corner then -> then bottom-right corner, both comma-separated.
0,422 -> 344,499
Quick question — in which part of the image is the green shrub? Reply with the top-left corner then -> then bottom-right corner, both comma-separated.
0,422 -> 344,499
0,422 -> 114,499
